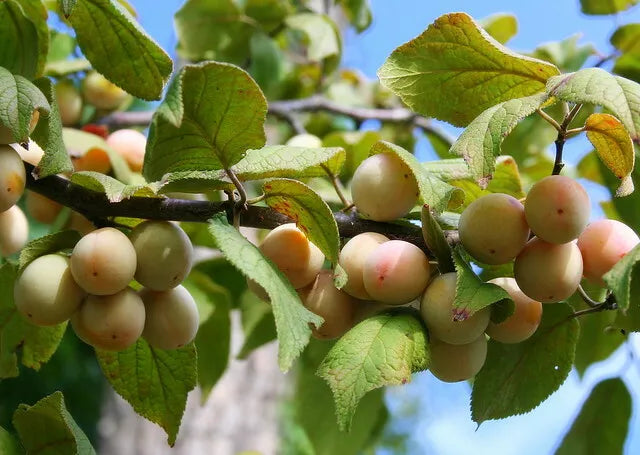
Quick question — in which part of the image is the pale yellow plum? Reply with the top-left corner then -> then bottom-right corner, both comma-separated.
0,205 -> 28,256
486,277 -> 542,343
285,133 -> 322,148
71,287 -> 145,351
14,254 -> 85,326
420,272 -> 490,345
55,80 -> 83,126
13,141 -> 44,166
298,270 -> 358,340
70,227 -> 137,295
338,232 -> 389,299
106,129 -> 146,172
524,175 -> 590,244
429,335 -> 487,383
458,193 -> 530,265
129,220 -> 194,291
140,286 -> 199,349
351,153 -> 419,221
514,237 -> 583,303
0,144 -> 26,212
0,110 -> 39,144
26,191 -> 63,224
578,219 -> 640,285
362,240 -> 430,305
82,72 -> 129,110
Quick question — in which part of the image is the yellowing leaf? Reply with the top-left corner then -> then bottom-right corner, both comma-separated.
378,12 -> 559,127
585,113 -> 635,196
479,13 -> 517,45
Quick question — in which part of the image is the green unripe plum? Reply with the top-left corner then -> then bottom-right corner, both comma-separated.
71,287 -> 145,351
0,144 -> 26,212
26,191 -> 62,224
70,227 -> 137,295
514,237 -> 583,303
486,277 -> 542,343
298,270 -> 358,340
429,335 -> 487,383
338,232 -> 389,299
0,110 -> 39,144
106,129 -> 147,172
14,254 -> 85,326
458,193 -> 529,265
285,133 -> 322,148
524,175 -> 590,244
0,205 -> 28,256
362,240 -> 431,305
140,285 -> 199,349
351,153 -> 419,221
129,221 -> 193,291
578,219 -> 640,285
420,273 -> 490,345
55,80 -> 83,126
82,72 -> 129,110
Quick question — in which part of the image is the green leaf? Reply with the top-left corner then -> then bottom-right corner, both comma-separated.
322,130 -> 381,179
263,178 -> 340,263
611,24 -> 640,82
0,1 -> 41,79
144,62 -> 267,181
0,426 -> 22,455
0,262 -> 67,378
248,32 -> 286,97
336,0 -> 372,33
532,34 -> 595,73
580,0 -> 638,14
479,13 -> 517,45
585,113 -> 635,196
450,93 -> 549,185
68,0 -> 172,100
317,312 -> 429,430
238,291 -> 276,359
547,68 -> 640,141
96,339 -> 197,446
18,230 -> 81,270
60,0 -> 78,16
377,12 -> 559,127
603,243 -> 640,311
285,13 -> 341,62
556,378 -> 631,454
471,302 -> 579,424
245,0 -> 292,32
233,145 -> 345,181
452,247 -> 513,321
371,141 -> 464,213
0,67 -> 49,142
208,214 -> 322,371
70,171 -> 159,203
13,391 -> 96,455
175,0 -> 253,65
421,205 -> 454,273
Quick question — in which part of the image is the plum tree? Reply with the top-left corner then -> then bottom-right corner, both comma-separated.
0,110 -> 39,144
71,287 -> 145,351
458,193 -> 530,265
26,191 -> 63,224
0,205 -> 28,256
524,175 -> 590,244
420,272 -> 490,344
70,227 -> 137,295
0,144 -> 26,212
82,71 -> 129,110
486,277 -> 542,343
351,153 -> 419,221
139,286 -> 199,349
338,232 -> 389,299
55,80 -> 83,126
362,240 -> 430,304
285,133 -> 322,148
514,237 -> 583,303
578,219 -> 640,285
129,220 -> 194,291
106,129 -> 147,172
429,335 -> 488,383
298,270 -> 358,339
14,254 -> 85,326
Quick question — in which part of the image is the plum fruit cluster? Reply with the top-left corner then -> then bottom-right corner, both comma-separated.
13,221 -> 198,352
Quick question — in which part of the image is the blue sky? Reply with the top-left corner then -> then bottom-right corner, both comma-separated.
127,1 -> 640,453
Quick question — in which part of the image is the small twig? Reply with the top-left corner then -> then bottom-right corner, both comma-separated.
594,52 -> 620,68
321,164 -> 351,208
565,127 -> 585,138
567,291 -> 618,321
576,284 -> 602,308
552,103 -> 583,175
246,194 -> 266,205
225,169 -> 247,229
536,108 -> 561,131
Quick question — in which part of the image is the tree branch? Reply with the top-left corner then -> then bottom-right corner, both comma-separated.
552,103 -> 583,175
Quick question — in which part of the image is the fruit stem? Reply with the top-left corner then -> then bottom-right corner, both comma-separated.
552,103 -> 583,176
321,164 -> 352,209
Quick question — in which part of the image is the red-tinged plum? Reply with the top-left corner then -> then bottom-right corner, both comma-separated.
351,153 -> 419,221
525,175 -> 590,244
578,219 -> 640,285
514,237 -> 583,303
338,232 -> 389,299
298,270 -> 358,340
486,277 -> 542,343
14,254 -> 85,326
140,285 -> 199,349
55,80 -> 83,126
26,191 -> 63,224
458,193 -> 530,265
362,240 -> 430,305
420,273 -> 490,345
71,287 -> 145,351
429,335 -> 487,383
0,144 -> 26,212
129,220 -> 194,291
70,227 -> 137,295
0,205 -> 28,256
71,147 -> 112,174
106,129 -> 147,172
82,72 -> 129,110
